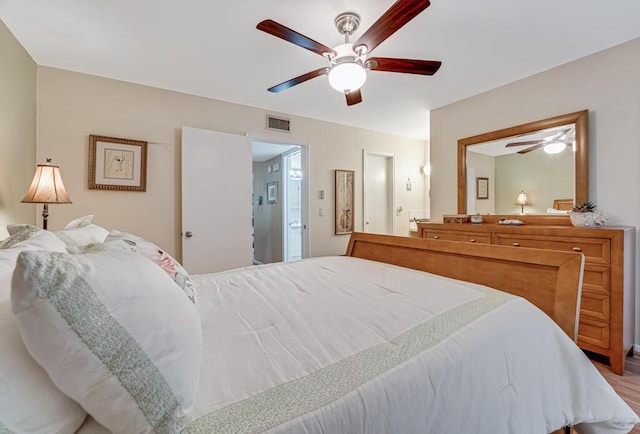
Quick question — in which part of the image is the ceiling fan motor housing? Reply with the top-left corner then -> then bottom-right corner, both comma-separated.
334,12 -> 361,38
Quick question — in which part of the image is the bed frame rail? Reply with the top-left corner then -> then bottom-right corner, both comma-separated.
346,232 -> 585,340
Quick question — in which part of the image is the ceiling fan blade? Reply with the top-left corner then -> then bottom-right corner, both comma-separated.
267,67 -> 329,93
518,143 -> 546,154
367,57 -> 441,75
345,89 -> 363,106
257,20 -> 336,57
506,140 -> 544,148
550,127 -> 571,141
354,0 -> 431,54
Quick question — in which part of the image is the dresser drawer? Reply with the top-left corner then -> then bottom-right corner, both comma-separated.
423,230 -> 491,244
582,265 -> 610,294
578,318 -> 609,349
580,291 -> 610,321
494,234 -> 611,264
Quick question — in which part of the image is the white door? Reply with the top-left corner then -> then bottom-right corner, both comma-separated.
283,149 -> 302,261
363,151 -> 394,234
182,127 -> 252,274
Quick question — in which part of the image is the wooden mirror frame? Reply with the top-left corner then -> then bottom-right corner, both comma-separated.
457,110 -> 588,214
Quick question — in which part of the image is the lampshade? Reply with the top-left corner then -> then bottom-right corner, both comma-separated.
22,162 -> 72,204
515,191 -> 528,206
328,62 -> 367,93
544,142 -> 566,154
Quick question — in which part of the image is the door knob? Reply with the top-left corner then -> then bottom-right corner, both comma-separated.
365,221 -> 370,225
185,231 -> 193,238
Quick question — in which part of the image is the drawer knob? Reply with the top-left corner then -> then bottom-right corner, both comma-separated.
469,239 -> 476,243
572,246 -> 582,252
512,242 -> 520,247
433,235 -> 439,239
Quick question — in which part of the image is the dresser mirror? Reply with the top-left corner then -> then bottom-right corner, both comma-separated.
457,110 -> 588,215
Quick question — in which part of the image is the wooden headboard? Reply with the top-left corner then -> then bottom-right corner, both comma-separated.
346,232 -> 584,340
553,198 -> 574,211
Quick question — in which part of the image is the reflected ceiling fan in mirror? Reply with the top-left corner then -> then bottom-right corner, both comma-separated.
256,0 -> 441,106
505,128 -> 574,155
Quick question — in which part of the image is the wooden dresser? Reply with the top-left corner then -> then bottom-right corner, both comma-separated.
418,220 -> 635,374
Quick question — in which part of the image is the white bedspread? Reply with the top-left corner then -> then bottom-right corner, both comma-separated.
79,256 -> 638,434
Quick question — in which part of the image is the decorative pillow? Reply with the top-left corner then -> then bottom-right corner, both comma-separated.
54,224 -> 109,247
6,223 -> 31,236
12,245 -> 203,433
0,227 -> 68,298
0,227 -> 87,433
64,214 -> 95,229
106,230 -> 196,303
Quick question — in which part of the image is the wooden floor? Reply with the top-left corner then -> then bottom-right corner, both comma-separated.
592,355 -> 640,434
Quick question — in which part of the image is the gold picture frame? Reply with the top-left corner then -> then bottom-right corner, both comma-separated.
335,169 -> 354,235
88,135 -> 148,192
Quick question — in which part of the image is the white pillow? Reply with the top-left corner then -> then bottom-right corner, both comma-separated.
0,300 -> 87,433
0,227 -> 68,299
0,227 -> 87,433
6,223 -> 31,236
12,245 -> 203,433
106,230 -> 196,303
64,214 -> 95,229
54,224 -> 109,247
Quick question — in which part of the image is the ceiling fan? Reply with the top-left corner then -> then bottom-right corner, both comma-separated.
505,128 -> 574,154
256,0 -> 441,106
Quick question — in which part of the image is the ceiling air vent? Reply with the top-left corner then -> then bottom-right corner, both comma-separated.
266,115 -> 291,133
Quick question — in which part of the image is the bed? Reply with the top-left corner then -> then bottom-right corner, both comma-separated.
1,225 -> 638,434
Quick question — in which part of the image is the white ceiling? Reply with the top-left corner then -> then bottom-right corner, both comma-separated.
2,0 -> 640,140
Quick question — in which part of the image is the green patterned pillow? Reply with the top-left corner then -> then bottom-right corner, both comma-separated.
11,246 -> 202,433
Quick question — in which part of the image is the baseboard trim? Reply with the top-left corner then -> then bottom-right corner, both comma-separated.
634,344 -> 640,355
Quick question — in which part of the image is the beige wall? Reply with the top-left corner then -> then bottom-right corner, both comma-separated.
465,151 -> 495,215
430,37 -> 640,343
0,20 -> 37,236
36,67 -> 426,259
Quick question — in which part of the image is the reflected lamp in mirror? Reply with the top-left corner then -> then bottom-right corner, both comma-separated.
21,158 -> 72,230
544,141 -> 567,154
515,191 -> 529,214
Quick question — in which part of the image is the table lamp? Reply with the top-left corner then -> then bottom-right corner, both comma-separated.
21,158 -> 72,230
515,191 -> 529,214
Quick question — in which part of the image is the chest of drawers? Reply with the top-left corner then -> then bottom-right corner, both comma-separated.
418,221 -> 635,374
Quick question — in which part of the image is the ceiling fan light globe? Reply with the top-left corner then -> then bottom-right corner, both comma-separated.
328,62 -> 366,93
544,142 -> 566,154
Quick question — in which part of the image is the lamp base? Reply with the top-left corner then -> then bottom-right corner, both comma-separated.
42,203 -> 49,230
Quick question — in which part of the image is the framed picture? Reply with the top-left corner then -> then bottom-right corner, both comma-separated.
88,135 -> 148,192
335,170 -> 355,235
267,181 -> 278,204
476,177 -> 489,200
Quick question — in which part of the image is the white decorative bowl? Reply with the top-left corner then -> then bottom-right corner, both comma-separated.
569,210 -> 607,227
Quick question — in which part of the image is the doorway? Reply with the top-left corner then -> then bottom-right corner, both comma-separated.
252,141 -> 307,264
363,151 -> 395,235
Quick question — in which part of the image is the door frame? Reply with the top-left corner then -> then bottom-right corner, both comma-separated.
363,150 -> 395,235
251,137 -> 310,260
